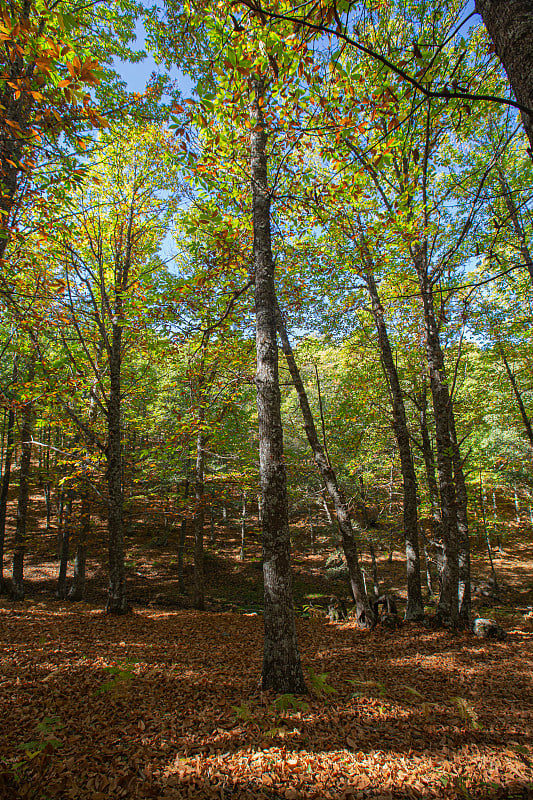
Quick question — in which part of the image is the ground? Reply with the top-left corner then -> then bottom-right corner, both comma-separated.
0,492 -> 532,799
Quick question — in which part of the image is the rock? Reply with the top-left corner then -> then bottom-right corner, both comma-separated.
471,579 -> 499,599
473,617 -> 506,640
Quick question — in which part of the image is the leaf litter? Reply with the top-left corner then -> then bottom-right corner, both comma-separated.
0,601 -> 532,799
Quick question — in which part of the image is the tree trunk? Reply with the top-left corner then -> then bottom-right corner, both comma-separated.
276,306 -> 374,627
0,358 -> 17,594
0,3 -> 36,259
70,342 -> 102,600
56,493 -> 72,600
514,488 -> 521,524
11,362 -> 35,601
449,411 -> 471,627
106,321 -> 128,614
498,346 -> 533,446
44,425 -> 52,530
0,410 -> 4,470
251,78 -> 306,693
178,518 -> 187,594
497,170 -> 533,283
44,482 -> 52,530
361,260 -> 423,620
419,522 -> 434,597
307,502 -> 315,554
56,488 -> 65,560
479,471 -> 498,587
193,430 -> 205,610
476,0 -> 533,154
419,390 -> 443,538
368,539 -> 380,598
239,491 -> 247,561
68,491 -> 89,601
387,461 -> 395,563
322,492 -> 333,523
414,244 -> 459,627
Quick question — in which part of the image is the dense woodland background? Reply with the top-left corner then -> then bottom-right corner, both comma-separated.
1,0 -> 533,797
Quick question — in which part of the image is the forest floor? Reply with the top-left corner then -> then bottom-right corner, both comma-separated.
1,493 -> 533,799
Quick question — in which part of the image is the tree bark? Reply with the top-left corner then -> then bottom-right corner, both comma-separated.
0,4 -> 37,258
497,169 -> 533,283
11,361 -> 35,601
476,0 -> 533,153
322,492 -> 333,523
68,491 -> 89,601
55,487 -> 67,560
239,491 -> 247,561
498,346 -> 533,446
0,357 -> 17,594
178,518 -> 187,594
44,481 -> 52,531
413,244 -> 459,627
193,430 -> 205,610
210,506 -> 215,545
419,522 -> 434,597
368,539 -> 380,598
479,471 -> 498,586
419,390 -> 443,538
307,502 -> 315,554
360,258 -> 423,620
514,488 -> 521,524
276,306 -> 374,627
69,342 -> 103,601
251,78 -> 306,693
106,321 -> 128,613
449,412 -> 471,627
56,493 -> 72,600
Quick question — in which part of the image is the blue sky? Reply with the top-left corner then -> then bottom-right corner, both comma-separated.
115,0 -> 479,96
113,15 -> 194,98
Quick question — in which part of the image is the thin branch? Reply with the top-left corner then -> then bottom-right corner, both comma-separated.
233,0 -> 533,116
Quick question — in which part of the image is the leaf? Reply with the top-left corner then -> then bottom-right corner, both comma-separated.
271,694 -> 309,713
232,702 -> 253,722
308,668 -> 337,697
402,685 -> 425,701
348,679 -> 387,697
452,697 -> 483,730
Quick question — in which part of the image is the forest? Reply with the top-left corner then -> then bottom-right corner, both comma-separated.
1,0 -> 533,797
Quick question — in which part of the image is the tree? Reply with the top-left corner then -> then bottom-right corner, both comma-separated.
0,0 -> 140,259
276,307 -> 374,628
50,125 -> 176,613
0,353 -> 17,593
357,240 -> 423,621
11,355 -> 35,600
251,77 -> 306,692
476,0 -> 533,153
